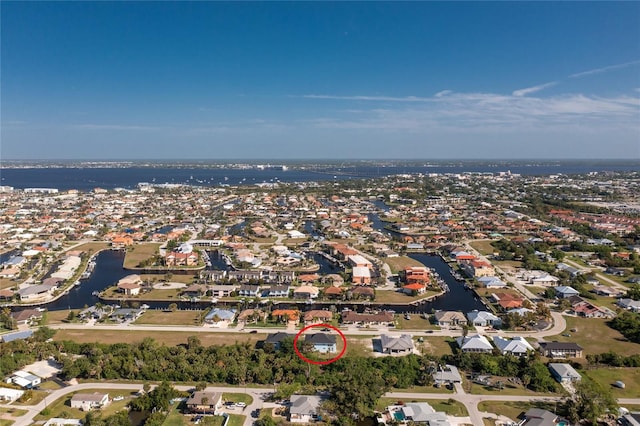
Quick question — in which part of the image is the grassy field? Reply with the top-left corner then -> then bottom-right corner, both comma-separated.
376,289 -> 441,304
222,393 -> 253,404
344,337 -> 373,357
53,329 -> 267,347
419,337 -> 455,356
43,310 -> 74,324
72,242 -> 111,253
123,243 -> 161,269
134,310 -> 204,326
395,315 -> 438,331
469,240 -> 496,256
32,388 -> 135,421
226,414 -> 246,426
375,397 -> 463,412
583,367 -> 640,398
546,316 -> 640,357
384,256 -> 424,274
467,381 -> 561,397
0,278 -> 19,290
477,401 -> 556,423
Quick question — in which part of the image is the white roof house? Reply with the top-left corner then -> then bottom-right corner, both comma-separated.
0,387 -> 24,402
456,334 -> 493,353
477,277 -> 507,288
492,336 -> 534,356
466,310 -> 502,327
549,363 -> 582,383
10,371 -> 41,389
554,286 -> 580,298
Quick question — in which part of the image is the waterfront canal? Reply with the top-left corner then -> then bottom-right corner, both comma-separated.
23,249 -> 486,314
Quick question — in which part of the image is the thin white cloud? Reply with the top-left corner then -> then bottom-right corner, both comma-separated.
512,81 -> 557,97
72,124 -> 163,131
301,94 -> 432,102
434,90 -> 452,98
569,59 -> 640,78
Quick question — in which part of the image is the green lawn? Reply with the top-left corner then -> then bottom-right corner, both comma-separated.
73,242 -> 111,253
420,336 -> 455,356
226,414 -> 246,426
33,389 -> 136,421
222,393 -> 253,405
467,382 -> 561,397
134,310 -> 204,326
546,316 -> 640,357
123,243 -> 162,268
469,240 -> 496,256
376,397 -> 464,414
583,367 -> 640,398
394,315 -> 437,330
384,256 -> 424,274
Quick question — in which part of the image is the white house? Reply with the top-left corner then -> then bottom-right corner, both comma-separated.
70,392 -> 110,411
554,286 -> 580,299
492,336 -> 534,356
456,334 -> 493,353
289,394 -> 324,423
467,310 -> 502,328
9,371 -> 41,389
549,363 -> 581,384
0,387 -> 24,403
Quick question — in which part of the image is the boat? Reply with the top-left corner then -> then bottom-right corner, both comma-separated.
91,291 -> 100,296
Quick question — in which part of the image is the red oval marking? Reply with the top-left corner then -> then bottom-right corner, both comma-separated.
293,323 -> 347,365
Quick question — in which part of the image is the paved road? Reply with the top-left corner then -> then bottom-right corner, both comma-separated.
4,380 -> 640,426
562,258 -> 630,292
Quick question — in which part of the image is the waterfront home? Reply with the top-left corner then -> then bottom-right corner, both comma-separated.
1,330 -> 34,343
341,310 -> 394,326
491,292 -> 524,310
352,266 -> 372,285
165,251 -> 198,267
238,284 -> 260,297
303,310 -> 333,325
305,333 -> 337,353
466,310 -> 502,328
476,276 -> 507,289
433,311 -> 467,328
289,394 -> 324,423
11,309 -> 43,326
264,332 -> 295,351
539,342 -> 583,358
110,235 -> 133,249
349,286 -> 375,300
461,259 -> 495,278
380,402 -> 449,426
70,392 -> 110,411
432,364 -> 462,385
404,266 -> 430,286
271,309 -> 300,324
209,285 -> 237,298
228,270 -> 262,282
548,363 -> 581,384
492,336 -> 534,356
186,391 -> 222,415
181,284 -> 207,298
237,309 -> 266,324
117,275 -> 142,296
618,298 -> 640,312
402,283 -> 427,295
322,286 -> 344,300
204,308 -> 236,326
554,286 -> 579,299
348,254 -> 373,269
293,285 -> 319,299
17,283 -> 56,301
264,285 -> 290,298
456,334 -> 493,353
199,270 -> 226,283
379,334 -> 414,355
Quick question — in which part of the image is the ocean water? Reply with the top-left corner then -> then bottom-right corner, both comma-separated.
1,160 -> 638,191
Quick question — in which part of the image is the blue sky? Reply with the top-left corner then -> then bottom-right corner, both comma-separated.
2,2 -> 639,160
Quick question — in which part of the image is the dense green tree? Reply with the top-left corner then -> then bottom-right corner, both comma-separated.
564,377 -> 618,425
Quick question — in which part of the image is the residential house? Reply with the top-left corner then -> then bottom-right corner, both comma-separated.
461,260 -> 495,278
181,284 -> 207,298
456,334 -> 493,353
466,310 -> 502,328
554,286 -> 579,299
237,284 -> 260,297
492,336 -> 533,356
293,285 -> 319,299
9,371 -> 41,389
549,363 -> 581,383
556,263 -> 584,277
43,419 -> 83,426
264,332 -> 295,351
432,365 -> 462,385
402,283 -> 427,295
289,394 -> 324,423
491,293 -> 524,310
0,387 -> 23,403
117,275 -> 142,296
387,402 -> 449,425
17,284 -> 56,301
209,285 -> 237,298
70,392 -> 110,411
404,266 -> 430,286
165,251 -> 198,267
111,236 -> 133,249
306,333 -> 337,353
185,391 -> 222,414
433,311 -> 467,328
379,334 -> 414,355
618,298 -> 640,313
303,310 -> 333,325
11,309 -> 43,326
539,342 -> 583,358
520,408 -> 567,426
322,286 -> 344,300
477,276 -> 507,289
349,286 -> 375,300
271,309 -> 300,324
110,308 -> 143,322
1,330 -> 34,343
204,308 -> 236,326
264,285 -> 290,298
352,266 -> 372,285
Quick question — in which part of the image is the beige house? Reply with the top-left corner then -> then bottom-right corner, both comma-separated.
186,391 -> 222,414
117,275 -> 142,296
70,392 -> 109,411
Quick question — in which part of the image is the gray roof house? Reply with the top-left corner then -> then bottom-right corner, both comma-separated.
549,363 -> 581,383
618,298 -> 640,313
554,286 -> 580,299
264,332 -> 295,350
520,408 -> 564,426
432,364 -> 462,385
456,334 -> 493,353
289,394 -> 324,423
379,334 -> 414,355
306,333 -> 337,354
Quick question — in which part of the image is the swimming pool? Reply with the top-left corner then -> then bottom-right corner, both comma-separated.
393,411 -> 406,421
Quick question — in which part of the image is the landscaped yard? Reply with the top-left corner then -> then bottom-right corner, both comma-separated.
32,388 -> 136,422
546,316 -> 640,357
376,289 -> 441,304
375,397 -> 462,412
467,381 -> 562,397
222,393 -> 253,405
123,243 -> 162,269
53,329 -> 267,347
384,256 -> 424,274
395,315 -> 438,331
134,310 -> 204,326
141,274 -> 197,284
